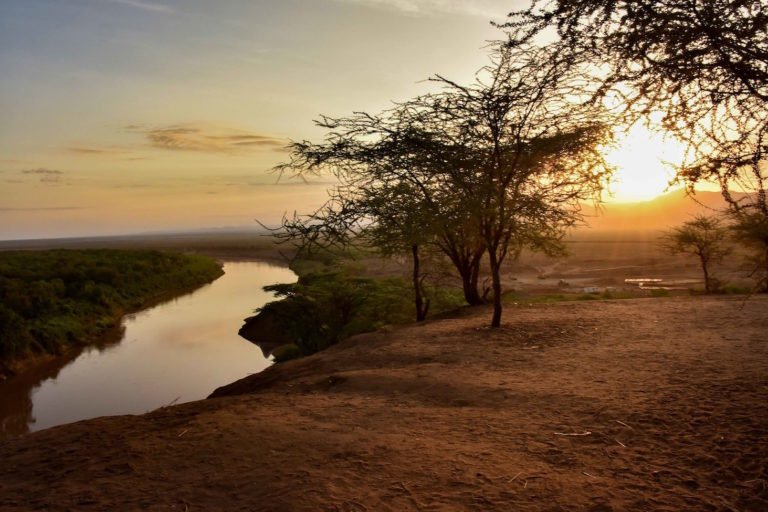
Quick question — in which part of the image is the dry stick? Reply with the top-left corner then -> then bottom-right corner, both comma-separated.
615,420 -> 633,429
510,472 -> 522,482
583,472 -> 595,478
177,429 -> 188,438
614,438 -> 626,448
554,431 -> 592,436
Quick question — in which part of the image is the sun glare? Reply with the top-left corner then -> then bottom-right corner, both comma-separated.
604,124 -> 686,203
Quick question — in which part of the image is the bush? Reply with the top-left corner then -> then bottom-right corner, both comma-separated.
272,344 -> 303,363
259,270 -> 464,360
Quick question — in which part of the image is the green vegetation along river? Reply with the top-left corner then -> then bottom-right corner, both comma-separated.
0,260 -> 295,438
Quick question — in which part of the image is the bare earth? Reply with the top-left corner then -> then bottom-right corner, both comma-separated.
1,296 -> 767,511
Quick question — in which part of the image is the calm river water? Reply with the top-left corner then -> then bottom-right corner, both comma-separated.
0,261 -> 295,439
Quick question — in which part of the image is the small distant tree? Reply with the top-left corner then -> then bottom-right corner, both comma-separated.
662,215 -> 730,293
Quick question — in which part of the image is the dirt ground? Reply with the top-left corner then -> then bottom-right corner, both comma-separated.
1,295 -> 767,511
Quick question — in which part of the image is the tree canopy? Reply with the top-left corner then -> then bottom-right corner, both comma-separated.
275,43 -> 612,327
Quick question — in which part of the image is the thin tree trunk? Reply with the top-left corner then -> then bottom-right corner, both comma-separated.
488,248 -> 503,328
412,244 -> 428,322
460,258 -> 483,306
762,243 -> 768,292
468,249 -> 484,304
699,253 -> 711,294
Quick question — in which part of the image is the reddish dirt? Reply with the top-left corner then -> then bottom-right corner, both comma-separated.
1,296 -> 767,511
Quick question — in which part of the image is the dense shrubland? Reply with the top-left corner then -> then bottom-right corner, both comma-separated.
0,250 -> 222,365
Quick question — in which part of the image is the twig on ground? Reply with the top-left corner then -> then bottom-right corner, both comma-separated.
554,431 -> 592,436
614,439 -> 626,448
177,429 -> 188,438
615,420 -> 633,429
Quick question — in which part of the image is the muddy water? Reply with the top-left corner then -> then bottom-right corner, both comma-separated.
0,261 -> 295,439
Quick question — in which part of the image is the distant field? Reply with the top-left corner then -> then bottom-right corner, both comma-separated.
0,249 -> 223,375
0,230 -> 289,263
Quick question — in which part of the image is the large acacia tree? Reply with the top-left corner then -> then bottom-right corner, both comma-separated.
400,43 -> 611,327
277,42 -> 610,327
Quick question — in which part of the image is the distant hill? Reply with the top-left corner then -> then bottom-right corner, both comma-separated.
576,189 -> 735,239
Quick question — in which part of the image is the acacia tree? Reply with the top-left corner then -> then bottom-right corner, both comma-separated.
662,215 -> 731,293
275,110 -> 488,308
277,42 -> 610,328
400,43 -> 611,327
503,0 -> 768,278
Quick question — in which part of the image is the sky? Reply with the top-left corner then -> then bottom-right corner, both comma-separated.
0,0 -> 525,240
0,0 -> 691,241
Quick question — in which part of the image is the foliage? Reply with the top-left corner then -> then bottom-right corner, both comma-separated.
729,211 -> 768,292
258,270 -> 464,358
662,215 -> 731,293
0,250 -> 222,362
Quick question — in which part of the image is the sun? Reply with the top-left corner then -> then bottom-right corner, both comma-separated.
604,124 -> 686,203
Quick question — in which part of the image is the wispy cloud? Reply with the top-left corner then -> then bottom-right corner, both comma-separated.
22,168 -> 63,175
107,0 -> 174,14
21,168 -> 64,183
0,206 -> 85,212
334,0 -> 511,18
128,124 -> 286,154
67,146 -> 126,156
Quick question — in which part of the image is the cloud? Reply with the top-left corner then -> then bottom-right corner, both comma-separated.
334,0 -> 512,17
0,207 -> 85,212
107,0 -> 174,14
67,146 -> 126,156
21,168 -> 65,183
21,168 -> 63,175
129,124 -> 286,154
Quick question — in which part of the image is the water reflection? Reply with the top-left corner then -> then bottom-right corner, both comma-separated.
0,261 -> 294,439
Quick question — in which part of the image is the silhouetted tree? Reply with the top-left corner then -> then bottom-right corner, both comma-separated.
662,215 -> 730,293
275,109 -> 488,311
401,43 -> 611,327
276,42 -> 610,328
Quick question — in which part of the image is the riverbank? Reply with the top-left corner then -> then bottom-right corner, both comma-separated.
1,295 -> 766,511
0,250 -> 224,379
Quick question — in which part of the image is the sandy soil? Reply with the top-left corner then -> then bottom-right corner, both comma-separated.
1,296 -> 767,511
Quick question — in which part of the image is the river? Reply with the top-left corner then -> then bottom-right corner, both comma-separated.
0,261 -> 295,439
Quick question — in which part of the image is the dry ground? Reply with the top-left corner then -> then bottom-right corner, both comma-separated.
1,296 -> 767,511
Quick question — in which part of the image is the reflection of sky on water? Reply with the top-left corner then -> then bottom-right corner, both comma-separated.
0,262 -> 295,438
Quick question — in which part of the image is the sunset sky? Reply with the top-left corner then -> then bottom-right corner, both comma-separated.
0,0 -> 680,240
